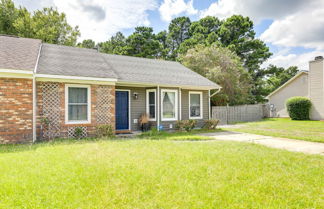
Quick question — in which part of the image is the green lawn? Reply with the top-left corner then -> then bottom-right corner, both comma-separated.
0,138 -> 323,208
224,118 -> 324,143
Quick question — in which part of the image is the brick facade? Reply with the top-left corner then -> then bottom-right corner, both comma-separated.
36,81 -> 115,140
0,78 -> 33,143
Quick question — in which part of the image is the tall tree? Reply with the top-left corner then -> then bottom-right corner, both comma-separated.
99,32 -> 127,54
166,16 -> 191,59
0,0 -> 80,46
181,44 -> 252,105
218,15 -> 272,102
77,39 -> 96,49
0,0 -> 18,35
124,27 -> 161,58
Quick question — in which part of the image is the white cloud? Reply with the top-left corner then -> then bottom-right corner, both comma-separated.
262,50 -> 324,71
14,0 -> 158,42
159,0 -> 197,22
200,0 -> 324,69
260,7 -> 324,50
200,0 -> 309,22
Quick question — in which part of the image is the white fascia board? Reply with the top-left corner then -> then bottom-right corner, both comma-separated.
36,74 -> 117,82
117,81 -> 220,90
0,69 -> 33,74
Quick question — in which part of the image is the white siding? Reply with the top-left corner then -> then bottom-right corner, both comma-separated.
309,59 -> 324,120
268,73 -> 308,117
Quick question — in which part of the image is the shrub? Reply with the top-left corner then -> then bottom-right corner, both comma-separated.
175,120 -> 185,131
74,127 -> 83,139
184,120 -> 196,132
96,125 -> 114,138
176,120 -> 197,132
203,119 -> 219,129
286,97 -> 312,120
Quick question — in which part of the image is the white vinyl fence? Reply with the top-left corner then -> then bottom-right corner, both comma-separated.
212,104 -> 269,125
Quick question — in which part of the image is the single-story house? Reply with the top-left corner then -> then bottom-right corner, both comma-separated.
0,35 -> 220,143
267,56 -> 324,120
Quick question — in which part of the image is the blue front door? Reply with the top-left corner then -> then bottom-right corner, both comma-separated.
116,91 -> 129,130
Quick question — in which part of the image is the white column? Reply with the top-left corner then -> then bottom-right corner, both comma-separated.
157,85 -> 160,131
179,87 -> 182,120
208,90 -> 211,120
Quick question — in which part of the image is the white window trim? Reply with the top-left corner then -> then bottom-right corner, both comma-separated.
146,89 -> 156,121
161,89 -> 178,121
65,84 -> 91,124
189,91 -> 203,120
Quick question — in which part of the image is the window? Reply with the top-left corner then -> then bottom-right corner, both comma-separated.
65,84 -> 91,124
189,91 -> 202,119
146,89 -> 156,121
161,89 -> 178,121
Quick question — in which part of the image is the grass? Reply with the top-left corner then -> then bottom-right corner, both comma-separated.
224,118 -> 324,143
0,137 -> 323,208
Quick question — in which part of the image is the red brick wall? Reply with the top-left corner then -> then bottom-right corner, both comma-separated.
36,82 -> 115,140
0,78 -> 33,143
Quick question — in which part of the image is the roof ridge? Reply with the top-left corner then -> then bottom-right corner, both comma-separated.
100,52 -> 180,64
42,43 -> 98,52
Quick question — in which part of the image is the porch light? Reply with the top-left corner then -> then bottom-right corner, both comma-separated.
133,92 -> 139,100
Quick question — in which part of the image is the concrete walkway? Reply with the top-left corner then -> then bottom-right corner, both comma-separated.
199,131 -> 324,155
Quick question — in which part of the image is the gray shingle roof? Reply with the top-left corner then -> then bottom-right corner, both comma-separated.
102,54 -> 220,88
37,43 -> 118,79
0,35 -> 41,71
2,36 -> 219,88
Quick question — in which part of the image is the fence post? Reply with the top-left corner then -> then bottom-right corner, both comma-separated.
226,104 -> 229,124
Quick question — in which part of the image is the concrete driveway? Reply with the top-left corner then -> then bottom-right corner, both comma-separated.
199,131 -> 324,155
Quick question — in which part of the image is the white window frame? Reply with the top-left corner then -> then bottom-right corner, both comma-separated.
189,91 -> 203,120
146,89 -> 156,121
65,84 -> 91,124
161,89 -> 178,121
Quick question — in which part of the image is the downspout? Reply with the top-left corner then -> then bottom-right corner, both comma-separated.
209,87 -> 222,120
157,85 -> 160,131
32,43 -> 42,143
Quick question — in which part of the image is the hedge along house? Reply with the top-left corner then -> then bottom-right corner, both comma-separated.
0,36 -> 220,143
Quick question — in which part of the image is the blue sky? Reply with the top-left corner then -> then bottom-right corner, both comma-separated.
13,0 -> 324,70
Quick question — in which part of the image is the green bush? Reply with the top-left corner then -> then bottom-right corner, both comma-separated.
176,120 -> 197,132
96,125 -> 114,138
74,127 -> 83,139
286,97 -> 312,120
203,119 -> 219,129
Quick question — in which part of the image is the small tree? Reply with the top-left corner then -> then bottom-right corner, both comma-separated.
286,97 -> 311,120
181,44 -> 252,105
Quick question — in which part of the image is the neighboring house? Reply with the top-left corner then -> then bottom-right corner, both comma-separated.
0,35 -> 220,143
267,56 -> 324,120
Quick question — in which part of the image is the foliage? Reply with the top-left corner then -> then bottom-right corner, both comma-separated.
99,32 -> 127,54
77,39 -> 96,49
123,27 -> 162,58
96,125 -> 114,138
286,97 -> 312,120
0,0 -> 80,45
181,44 -> 252,105
203,119 -> 219,129
264,65 -> 299,93
223,118 -> 324,143
74,127 -> 83,139
175,120 -> 197,132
